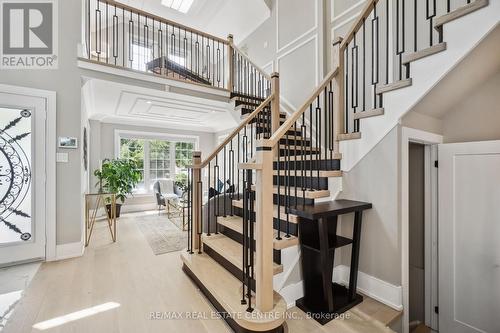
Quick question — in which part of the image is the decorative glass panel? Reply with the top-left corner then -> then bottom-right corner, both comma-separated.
0,108 -> 32,244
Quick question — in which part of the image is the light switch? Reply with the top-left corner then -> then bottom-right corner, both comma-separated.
56,153 -> 69,163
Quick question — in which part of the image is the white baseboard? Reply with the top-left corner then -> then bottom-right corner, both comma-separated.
54,241 -> 84,261
333,265 -> 403,311
278,265 -> 403,311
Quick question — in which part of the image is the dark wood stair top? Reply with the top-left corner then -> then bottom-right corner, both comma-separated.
289,199 -> 372,220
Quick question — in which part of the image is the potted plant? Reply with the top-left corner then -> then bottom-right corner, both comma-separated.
94,159 -> 142,218
174,172 -> 188,196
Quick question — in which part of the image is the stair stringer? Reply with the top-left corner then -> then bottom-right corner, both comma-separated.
340,0 -> 499,171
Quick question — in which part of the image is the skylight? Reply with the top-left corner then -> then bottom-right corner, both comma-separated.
161,0 -> 194,14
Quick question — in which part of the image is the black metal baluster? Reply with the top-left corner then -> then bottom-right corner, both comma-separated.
372,4 -> 380,108
207,162 -> 211,236
309,105 -> 313,190
345,45 -> 349,133
96,1 -> 101,62
316,97 -> 321,187
237,133 -> 241,201
385,0 -> 389,85
294,123 -> 298,207
276,134 -> 282,240
197,178 -> 202,254
362,18 -> 366,116
414,0 -> 418,52
301,113 -> 306,203
285,134 -> 291,238
230,140 -> 234,215
215,155 -> 219,230
113,5 -> 118,65
246,169 -> 254,312
241,164 -> 248,305
329,82 -> 334,159
223,146 -> 227,217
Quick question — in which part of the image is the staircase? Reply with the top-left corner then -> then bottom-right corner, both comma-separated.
83,0 -> 496,331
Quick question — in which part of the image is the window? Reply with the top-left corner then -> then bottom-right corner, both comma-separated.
117,134 -> 195,194
161,0 -> 194,14
131,44 -> 151,71
149,140 -> 171,184
119,138 -> 145,192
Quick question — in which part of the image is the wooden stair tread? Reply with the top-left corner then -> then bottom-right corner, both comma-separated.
233,199 -> 300,224
242,112 -> 286,120
435,0 -> 488,28
274,153 -> 342,161
375,78 -> 412,94
278,144 -> 320,152
289,199 -> 372,220
203,234 -> 283,275
251,185 -> 330,199
217,216 -> 299,250
338,132 -> 361,141
353,108 -> 385,120
273,170 -> 342,178
402,43 -> 447,65
181,251 -> 286,331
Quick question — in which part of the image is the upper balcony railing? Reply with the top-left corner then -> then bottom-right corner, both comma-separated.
83,0 -> 272,96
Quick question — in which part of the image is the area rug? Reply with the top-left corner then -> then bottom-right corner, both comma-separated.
136,214 -> 188,255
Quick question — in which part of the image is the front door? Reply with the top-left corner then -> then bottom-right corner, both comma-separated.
438,140 -> 500,333
0,91 -> 46,265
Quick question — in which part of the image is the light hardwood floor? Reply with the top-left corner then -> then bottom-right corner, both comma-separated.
4,212 -> 399,333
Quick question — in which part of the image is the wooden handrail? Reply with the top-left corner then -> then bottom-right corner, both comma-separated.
230,42 -> 272,81
197,94 -> 275,168
96,0 -> 229,44
339,0 -> 379,51
267,67 -> 339,147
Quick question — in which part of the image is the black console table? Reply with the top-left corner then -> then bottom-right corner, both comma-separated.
289,199 -> 372,325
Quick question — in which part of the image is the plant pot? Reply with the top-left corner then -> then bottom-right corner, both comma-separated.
106,203 -> 122,218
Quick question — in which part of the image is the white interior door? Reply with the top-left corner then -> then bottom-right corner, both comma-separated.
438,140 -> 500,333
0,91 -> 46,265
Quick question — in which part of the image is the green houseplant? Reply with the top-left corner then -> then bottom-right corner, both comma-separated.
94,159 -> 142,218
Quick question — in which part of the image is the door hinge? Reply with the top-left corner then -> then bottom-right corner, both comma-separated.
434,306 -> 439,314
434,160 -> 439,168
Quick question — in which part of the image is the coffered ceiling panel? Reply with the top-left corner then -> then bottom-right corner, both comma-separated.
84,78 -> 235,132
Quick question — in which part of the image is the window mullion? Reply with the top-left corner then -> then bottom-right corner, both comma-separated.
144,140 -> 151,192
170,142 -> 176,179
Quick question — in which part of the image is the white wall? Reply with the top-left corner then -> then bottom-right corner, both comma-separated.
442,70 -> 500,143
0,0 -> 83,245
338,126 -> 401,285
238,0 -> 326,112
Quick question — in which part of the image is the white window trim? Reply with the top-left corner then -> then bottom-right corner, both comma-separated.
114,130 -> 199,194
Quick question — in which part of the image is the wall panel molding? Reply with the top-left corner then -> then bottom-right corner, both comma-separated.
277,35 -> 319,109
276,0 -> 319,54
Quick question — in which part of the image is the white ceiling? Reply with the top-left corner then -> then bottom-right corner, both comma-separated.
83,78 -> 237,132
116,0 -> 270,43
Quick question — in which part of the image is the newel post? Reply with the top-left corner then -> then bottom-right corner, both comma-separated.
191,151 -> 202,253
333,37 -> 344,152
271,72 -> 280,135
227,34 -> 235,93
254,139 -> 275,312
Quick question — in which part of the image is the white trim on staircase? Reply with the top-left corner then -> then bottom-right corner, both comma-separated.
279,281 -> 304,309
55,241 -> 84,261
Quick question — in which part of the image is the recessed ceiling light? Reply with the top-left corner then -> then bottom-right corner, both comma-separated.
161,0 -> 194,14
146,101 -> 152,104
